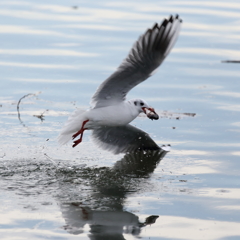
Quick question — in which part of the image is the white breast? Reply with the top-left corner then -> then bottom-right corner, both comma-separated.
86,102 -> 139,128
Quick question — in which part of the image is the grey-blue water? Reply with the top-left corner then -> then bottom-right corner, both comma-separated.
1,0 -> 240,239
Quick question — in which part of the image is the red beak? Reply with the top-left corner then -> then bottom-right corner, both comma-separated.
142,107 -> 159,120
142,107 -> 157,114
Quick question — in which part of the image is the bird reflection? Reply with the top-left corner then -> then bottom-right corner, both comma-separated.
58,143 -> 168,239
61,202 -> 159,238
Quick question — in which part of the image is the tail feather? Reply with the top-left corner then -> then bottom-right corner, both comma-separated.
58,108 -> 87,145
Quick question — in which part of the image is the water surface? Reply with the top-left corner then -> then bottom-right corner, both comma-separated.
1,0 -> 240,239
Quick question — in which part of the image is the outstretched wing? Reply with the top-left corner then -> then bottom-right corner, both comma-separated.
91,15 -> 182,108
91,124 -> 161,154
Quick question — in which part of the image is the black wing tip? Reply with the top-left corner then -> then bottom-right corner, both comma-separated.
152,22 -> 158,29
160,14 -> 182,28
169,15 -> 174,23
162,18 -> 168,27
175,14 -> 183,23
170,14 -> 182,23
174,14 -> 183,22
146,14 -> 182,35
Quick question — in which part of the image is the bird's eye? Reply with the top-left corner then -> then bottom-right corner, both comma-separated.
134,101 -> 137,106
140,102 -> 144,106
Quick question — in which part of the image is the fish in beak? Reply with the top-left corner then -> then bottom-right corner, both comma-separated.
142,107 -> 159,120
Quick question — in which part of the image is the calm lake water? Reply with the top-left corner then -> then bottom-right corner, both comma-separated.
1,0 -> 240,239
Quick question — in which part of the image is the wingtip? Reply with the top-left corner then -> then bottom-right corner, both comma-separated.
162,18 -> 168,27
168,15 -> 174,23
152,22 -> 160,30
175,14 -> 183,23
161,14 -> 182,27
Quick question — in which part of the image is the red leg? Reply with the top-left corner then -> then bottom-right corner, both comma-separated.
72,129 -> 83,140
72,120 -> 89,148
72,136 -> 83,148
72,120 -> 89,140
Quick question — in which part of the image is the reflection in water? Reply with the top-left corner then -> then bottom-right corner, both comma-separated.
16,92 -> 42,127
17,93 -> 37,127
58,149 -> 167,239
61,203 -> 159,238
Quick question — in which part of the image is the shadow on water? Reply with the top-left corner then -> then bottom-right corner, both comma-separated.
58,149 -> 167,238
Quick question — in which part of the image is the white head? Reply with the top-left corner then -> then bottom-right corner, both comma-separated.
130,99 -> 158,116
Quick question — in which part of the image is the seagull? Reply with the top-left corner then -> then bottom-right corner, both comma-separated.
58,15 -> 182,153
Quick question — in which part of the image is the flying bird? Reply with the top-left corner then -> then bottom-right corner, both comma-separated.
58,15 -> 182,154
